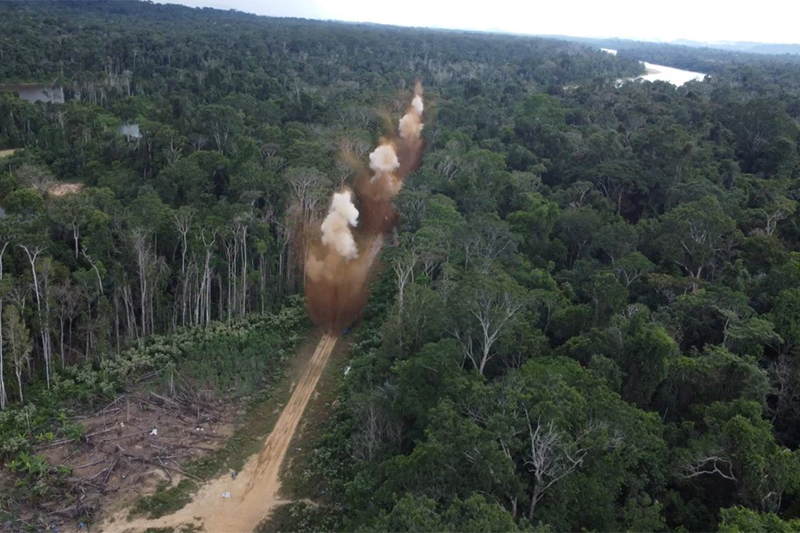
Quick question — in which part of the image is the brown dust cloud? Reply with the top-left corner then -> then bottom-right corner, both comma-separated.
305,83 -> 425,331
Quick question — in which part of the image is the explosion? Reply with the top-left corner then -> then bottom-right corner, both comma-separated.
304,83 -> 426,331
320,190 -> 359,260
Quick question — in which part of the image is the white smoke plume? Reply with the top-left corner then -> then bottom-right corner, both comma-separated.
305,83 -> 426,331
399,90 -> 424,140
367,143 -> 402,198
398,112 -> 423,140
320,190 -> 359,259
412,94 -> 424,115
369,143 -> 400,176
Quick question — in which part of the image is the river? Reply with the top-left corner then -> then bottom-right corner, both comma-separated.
601,48 -> 706,86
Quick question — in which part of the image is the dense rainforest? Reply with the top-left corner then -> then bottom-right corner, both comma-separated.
1,1 -> 800,531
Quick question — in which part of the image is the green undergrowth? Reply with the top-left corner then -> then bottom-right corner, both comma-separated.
256,502 -> 343,533
129,479 -> 198,519
142,525 -> 202,533
1,297 -> 308,526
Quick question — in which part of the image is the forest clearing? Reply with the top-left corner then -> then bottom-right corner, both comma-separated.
100,333 -> 340,533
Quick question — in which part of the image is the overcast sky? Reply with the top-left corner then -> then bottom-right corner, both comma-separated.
155,0 -> 799,44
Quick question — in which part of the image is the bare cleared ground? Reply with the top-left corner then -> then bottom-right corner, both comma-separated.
0,148 -> 16,159
48,182 -> 84,196
20,384 -> 236,531
279,331 -> 351,497
102,334 -> 340,533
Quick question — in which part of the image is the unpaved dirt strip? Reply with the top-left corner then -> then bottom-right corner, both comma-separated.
104,334 -> 339,533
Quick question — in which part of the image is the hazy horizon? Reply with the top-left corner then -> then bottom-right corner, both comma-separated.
154,0 -> 800,45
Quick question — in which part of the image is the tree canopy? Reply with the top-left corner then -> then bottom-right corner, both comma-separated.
2,1 -> 800,531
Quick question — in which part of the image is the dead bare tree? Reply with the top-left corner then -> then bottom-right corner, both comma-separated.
173,208 -> 194,325
768,353 -> 798,423
221,227 -> 238,320
453,289 -> 522,375
197,227 -> 217,325
81,247 -> 104,295
233,214 -> 251,316
173,208 -> 194,277
392,250 -> 417,312
524,410 -> 589,520
764,199 -> 795,236
681,451 -> 737,482
163,135 -> 183,166
130,228 -> 158,336
284,167 -> 329,287
284,167 -> 328,230
349,400 -> 383,463
188,133 -> 207,152
462,222 -> 515,274
19,243 -> 54,388
434,153 -> 461,182
16,164 -> 56,195
54,282 -> 81,368
349,387 -> 402,463
0,236 -> 9,409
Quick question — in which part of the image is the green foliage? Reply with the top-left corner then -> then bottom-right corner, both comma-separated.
0,299 -> 306,463
656,346 -> 769,419
718,506 -> 800,532
771,288 -> 800,348
615,307 -> 679,406
368,494 -> 525,532
129,480 -> 197,520
4,188 -> 43,217
258,502 -> 344,533
656,196 -> 738,280
6,450 -> 70,505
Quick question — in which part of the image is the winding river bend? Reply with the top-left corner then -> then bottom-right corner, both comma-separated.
601,48 -> 707,86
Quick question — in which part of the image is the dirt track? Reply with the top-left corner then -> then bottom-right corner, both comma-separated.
103,334 -> 339,533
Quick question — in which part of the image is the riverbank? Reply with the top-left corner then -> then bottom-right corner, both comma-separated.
602,48 -> 707,85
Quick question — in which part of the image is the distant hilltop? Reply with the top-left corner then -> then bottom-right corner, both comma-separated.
543,35 -> 800,57
671,39 -> 800,55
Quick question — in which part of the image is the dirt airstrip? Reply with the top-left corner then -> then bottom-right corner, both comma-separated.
102,334 -> 339,533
